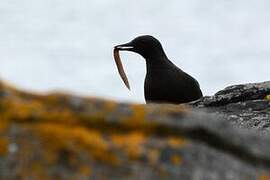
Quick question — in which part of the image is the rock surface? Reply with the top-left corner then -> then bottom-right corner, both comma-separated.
0,80 -> 270,180
192,81 -> 270,134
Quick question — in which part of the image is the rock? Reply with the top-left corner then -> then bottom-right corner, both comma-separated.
191,81 -> 270,134
0,80 -> 270,179
193,81 -> 270,106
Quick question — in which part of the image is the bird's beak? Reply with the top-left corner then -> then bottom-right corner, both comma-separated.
114,42 -> 134,51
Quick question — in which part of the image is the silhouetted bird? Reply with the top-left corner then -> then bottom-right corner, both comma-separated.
115,35 -> 203,104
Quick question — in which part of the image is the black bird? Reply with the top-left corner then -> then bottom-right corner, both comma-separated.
114,35 -> 203,104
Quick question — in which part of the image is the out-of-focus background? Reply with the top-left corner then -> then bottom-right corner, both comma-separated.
0,0 -> 269,103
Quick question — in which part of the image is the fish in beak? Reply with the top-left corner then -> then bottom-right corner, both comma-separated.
113,42 -> 134,90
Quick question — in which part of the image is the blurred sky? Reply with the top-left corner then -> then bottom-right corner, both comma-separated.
0,0 -> 269,103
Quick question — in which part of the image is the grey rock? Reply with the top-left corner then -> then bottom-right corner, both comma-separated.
191,81 -> 270,134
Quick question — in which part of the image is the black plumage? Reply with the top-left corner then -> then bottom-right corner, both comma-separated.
115,35 -> 202,104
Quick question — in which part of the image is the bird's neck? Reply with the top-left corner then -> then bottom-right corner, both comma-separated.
145,52 -> 170,71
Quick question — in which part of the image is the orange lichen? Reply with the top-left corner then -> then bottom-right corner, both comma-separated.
0,79 -> 190,136
2,99 -> 44,121
259,174 -> 270,180
0,79 -> 194,179
111,132 -> 146,160
29,163 -> 50,180
170,154 -> 183,166
168,137 -> 187,148
148,149 -> 160,165
79,165 -> 92,176
0,138 -> 8,156
103,100 -> 118,112
0,122 -> 8,131
32,123 -> 118,165
120,104 -> 147,129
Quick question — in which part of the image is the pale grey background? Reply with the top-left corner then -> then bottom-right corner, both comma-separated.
0,0 -> 269,102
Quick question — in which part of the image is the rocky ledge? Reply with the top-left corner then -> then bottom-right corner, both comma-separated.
0,80 -> 270,180
192,81 -> 270,134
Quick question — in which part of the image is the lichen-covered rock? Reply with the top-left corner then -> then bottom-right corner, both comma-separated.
0,80 -> 270,179
192,81 -> 270,134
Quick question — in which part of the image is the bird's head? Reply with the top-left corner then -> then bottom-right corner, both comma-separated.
114,35 -> 166,59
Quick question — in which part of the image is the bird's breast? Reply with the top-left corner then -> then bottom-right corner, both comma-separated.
144,70 -> 172,102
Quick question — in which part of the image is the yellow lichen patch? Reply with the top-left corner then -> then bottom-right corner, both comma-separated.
148,149 -> 160,165
2,99 -> 44,121
168,137 -> 188,148
259,174 -> 270,180
0,138 -> 8,156
35,109 -> 78,125
30,162 -> 50,180
266,95 -> 270,102
111,132 -> 147,160
170,154 -> 183,166
79,165 -> 92,176
119,104 -> 149,130
130,104 -> 147,121
103,100 -> 118,112
1,94 -> 79,125
0,122 -> 8,131
32,123 -> 118,165
259,175 -> 270,180
0,79 -> 191,136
